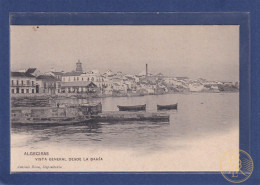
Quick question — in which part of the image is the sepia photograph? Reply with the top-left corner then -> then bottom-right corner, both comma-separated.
10,25 -> 239,172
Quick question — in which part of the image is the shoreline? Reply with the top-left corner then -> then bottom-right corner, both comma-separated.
11,90 -> 239,100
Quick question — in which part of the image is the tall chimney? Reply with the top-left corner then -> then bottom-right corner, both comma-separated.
146,64 -> 148,77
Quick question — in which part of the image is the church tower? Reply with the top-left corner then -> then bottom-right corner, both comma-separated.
76,60 -> 83,73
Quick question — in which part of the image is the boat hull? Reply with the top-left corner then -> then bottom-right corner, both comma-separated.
157,103 -> 178,110
117,104 -> 146,111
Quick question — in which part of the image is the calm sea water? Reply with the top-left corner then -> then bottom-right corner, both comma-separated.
11,93 -> 239,152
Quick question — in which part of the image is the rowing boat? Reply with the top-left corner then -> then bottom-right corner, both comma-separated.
117,104 -> 146,111
157,103 -> 178,110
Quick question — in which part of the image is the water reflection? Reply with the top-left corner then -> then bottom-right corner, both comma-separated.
12,121 -> 170,150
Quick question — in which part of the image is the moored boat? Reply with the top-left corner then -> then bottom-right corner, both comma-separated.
117,104 -> 146,111
157,103 -> 178,110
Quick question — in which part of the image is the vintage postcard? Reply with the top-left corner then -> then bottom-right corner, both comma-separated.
10,25 -> 240,172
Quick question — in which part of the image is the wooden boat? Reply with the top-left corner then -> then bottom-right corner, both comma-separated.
117,104 -> 146,111
157,103 -> 178,110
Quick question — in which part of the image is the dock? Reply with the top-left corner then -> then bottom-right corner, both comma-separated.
91,111 -> 170,122
11,105 -> 170,125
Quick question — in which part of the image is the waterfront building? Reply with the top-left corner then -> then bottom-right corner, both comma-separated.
80,70 -> 104,89
62,71 -> 84,82
46,71 -> 65,80
112,82 -> 127,92
154,84 -> 168,95
103,85 -> 113,95
36,75 -> 61,95
188,83 -> 204,92
11,72 -> 36,94
123,76 -> 137,91
101,77 -> 113,94
61,81 -> 99,94
164,77 -> 189,89
136,83 -> 155,95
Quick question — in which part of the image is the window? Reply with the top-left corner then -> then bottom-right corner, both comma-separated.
27,80 -> 30,85
32,89 -> 34,93
16,80 -> 19,85
11,80 -> 14,86
32,81 -> 34,86
44,82 -> 47,88
11,89 -> 14,93
82,77 -> 83,81
74,77 -> 76,81
77,77 -> 79,81
21,89 -> 24,93
26,89 -> 29,93
21,80 -> 24,86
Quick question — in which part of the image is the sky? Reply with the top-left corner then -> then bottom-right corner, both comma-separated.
10,25 -> 239,82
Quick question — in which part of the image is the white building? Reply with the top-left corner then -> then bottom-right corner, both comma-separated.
62,71 -> 83,82
189,83 -> 204,92
11,72 -> 36,94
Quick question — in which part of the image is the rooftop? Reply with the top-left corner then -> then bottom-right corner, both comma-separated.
61,81 -> 97,87
11,72 -> 35,78
51,71 -> 64,75
63,71 -> 84,76
26,68 -> 37,74
36,75 -> 60,81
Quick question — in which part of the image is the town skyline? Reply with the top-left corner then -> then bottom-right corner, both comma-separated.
11,25 -> 239,82
10,60 -> 239,97
11,62 -> 238,83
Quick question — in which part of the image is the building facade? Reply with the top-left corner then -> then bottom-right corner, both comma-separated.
36,75 -> 61,95
11,72 -> 37,94
61,81 -> 99,94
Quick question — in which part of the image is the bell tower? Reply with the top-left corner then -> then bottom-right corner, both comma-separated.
76,60 -> 83,73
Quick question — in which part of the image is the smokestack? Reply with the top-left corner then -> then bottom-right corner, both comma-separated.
146,64 -> 148,77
